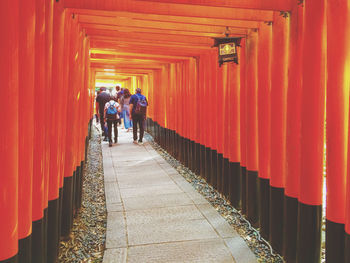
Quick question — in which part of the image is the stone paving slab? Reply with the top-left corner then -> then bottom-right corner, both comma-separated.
123,192 -> 194,211
102,128 -> 257,263
103,248 -> 127,263
119,184 -> 183,199
127,239 -> 235,263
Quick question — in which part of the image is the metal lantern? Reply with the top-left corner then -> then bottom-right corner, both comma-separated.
213,36 -> 241,67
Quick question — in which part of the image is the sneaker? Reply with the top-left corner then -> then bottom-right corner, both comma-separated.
109,141 -> 112,147
133,140 -> 138,144
103,137 -> 108,142
138,141 -> 143,145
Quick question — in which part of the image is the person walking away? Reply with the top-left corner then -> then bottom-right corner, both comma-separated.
104,96 -> 121,147
129,88 -> 148,145
115,85 -> 123,125
120,88 -> 133,132
96,87 -> 110,141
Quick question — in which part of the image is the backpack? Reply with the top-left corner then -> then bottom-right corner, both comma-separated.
106,101 -> 119,120
134,95 -> 147,115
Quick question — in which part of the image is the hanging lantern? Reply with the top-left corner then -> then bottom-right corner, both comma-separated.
213,27 -> 241,66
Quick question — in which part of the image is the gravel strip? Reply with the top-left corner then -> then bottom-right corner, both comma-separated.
144,133 -> 284,263
58,124 -> 107,263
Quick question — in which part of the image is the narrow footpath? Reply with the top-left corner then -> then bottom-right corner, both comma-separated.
102,127 -> 257,263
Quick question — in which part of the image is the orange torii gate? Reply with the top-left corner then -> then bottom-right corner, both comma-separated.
1,1 -> 350,263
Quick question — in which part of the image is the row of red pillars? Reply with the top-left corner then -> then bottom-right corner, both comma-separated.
0,1 -> 94,262
146,0 -> 350,262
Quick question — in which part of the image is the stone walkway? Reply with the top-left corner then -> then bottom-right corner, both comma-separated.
102,128 -> 257,263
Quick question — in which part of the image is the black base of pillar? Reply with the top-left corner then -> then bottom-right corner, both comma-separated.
74,167 -> 80,216
43,208 -> 48,263
32,217 -> 45,263
172,131 -> 177,158
205,147 -> 211,183
258,178 -> 270,240
184,138 -> 190,168
47,198 -> 60,263
269,186 -> 284,254
345,232 -> 350,263
210,150 -> 218,189
78,161 -> 84,208
296,202 -> 322,263
58,188 -> 63,245
199,144 -> 205,178
246,170 -> 259,226
18,234 -> 31,263
326,220 -> 345,263
61,176 -> 74,239
72,171 -> 77,217
241,166 -> 247,214
223,158 -> 230,198
229,162 -> 241,209
174,132 -> 179,159
188,140 -> 194,171
217,153 -> 223,194
283,195 -> 298,262
179,136 -> 184,164
75,162 -> 84,213
195,143 -> 201,175
0,255 -> 18,263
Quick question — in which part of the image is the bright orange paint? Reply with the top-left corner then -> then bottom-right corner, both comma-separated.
0,1 -> 19,260
285,3 -> 304,199
299,0 -> 326,206
327,0 -> 350,224
270,11 -> 289,188
18,0 -> 35,240
246,29 -> 259,172
240,38 -> 247,168
257,22 -> 272,180
33,0 -> 47,221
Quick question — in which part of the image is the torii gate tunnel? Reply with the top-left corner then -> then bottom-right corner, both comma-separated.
1,0 -> 350,263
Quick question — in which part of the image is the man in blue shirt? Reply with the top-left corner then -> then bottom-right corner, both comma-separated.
129,88 -> 148,145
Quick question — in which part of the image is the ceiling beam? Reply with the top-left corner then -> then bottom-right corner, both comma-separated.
80,23 -> 247,38
90,37 -> 211,50
71,9 -> 261,28
133,0 -> 292,12
86,29 -> 216,45
63,0 -> 273,21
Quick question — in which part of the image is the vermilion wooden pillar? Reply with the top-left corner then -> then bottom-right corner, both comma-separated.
62,12 -> 78,239
198,54 -> 207,180
297,0 -> 325,262
58,9 -> 71,242
269,11 -> 289,255
221,64 -> 230,197
326,0 -> 350,262
216,65 -> 224,193
47,1 -> 65,262
32,0 -> 47,262
43,1 -> 53,262
209,51 -> 219,189
240,38 -> 247,214
245,29 -> 259,226
257,22 -> 272,241
284,3 -> 304,262
0,2 -> 19,262
227,60 -> 241,209
18,0 -> 35,261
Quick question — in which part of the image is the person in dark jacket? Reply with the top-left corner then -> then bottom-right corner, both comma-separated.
129,88 -> 148,145
96,87 -> 110,141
